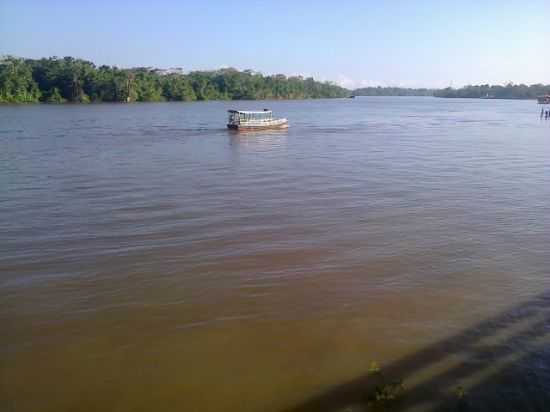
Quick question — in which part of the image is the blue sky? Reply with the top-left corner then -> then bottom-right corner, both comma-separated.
1,0 -> 548,88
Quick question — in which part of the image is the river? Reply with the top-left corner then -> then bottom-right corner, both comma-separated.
1,97 -> 550,411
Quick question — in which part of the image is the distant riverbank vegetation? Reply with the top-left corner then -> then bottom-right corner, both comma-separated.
2,56 -> 548,104
354,84 -> 550,99
0,56 -> 349,103
433,83 -> 550,99
353,86 -> 434,96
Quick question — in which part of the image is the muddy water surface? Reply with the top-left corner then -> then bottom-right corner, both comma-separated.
1,98 -> 550,411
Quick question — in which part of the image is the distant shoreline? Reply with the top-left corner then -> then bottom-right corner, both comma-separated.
0,96 -> 348,106
0,56 -> 348,104
0,95 -> 544,106
2,56 -> 548,104
353,95 -> 541,100
353,85 -> 550,100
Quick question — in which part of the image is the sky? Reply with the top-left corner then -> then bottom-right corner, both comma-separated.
1,0 -> 549,89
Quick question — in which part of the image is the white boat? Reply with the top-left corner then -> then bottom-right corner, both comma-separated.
227,109 -> 288,130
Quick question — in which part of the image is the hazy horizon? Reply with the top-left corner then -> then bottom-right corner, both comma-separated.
1,0 -> 549,89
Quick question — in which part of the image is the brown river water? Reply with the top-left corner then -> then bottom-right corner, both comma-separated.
1,97 -> 550,411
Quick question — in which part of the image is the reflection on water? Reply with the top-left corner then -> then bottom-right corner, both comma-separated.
229,128 -> 289,151
1,97 -> 550,411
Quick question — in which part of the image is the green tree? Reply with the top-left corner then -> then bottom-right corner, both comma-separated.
0,55 -> 352,103
0,57 -> 41,102
46,87 -> 65,103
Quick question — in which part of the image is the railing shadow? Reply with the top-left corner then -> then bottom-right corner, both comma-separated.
285,291 -> 550,412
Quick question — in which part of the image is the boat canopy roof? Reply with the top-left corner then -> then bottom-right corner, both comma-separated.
228,109 -> 271,114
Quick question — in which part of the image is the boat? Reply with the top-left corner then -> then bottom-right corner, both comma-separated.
227,109 -> 288,130
537,95 -> 550,104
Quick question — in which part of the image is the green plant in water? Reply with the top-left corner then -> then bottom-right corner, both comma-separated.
454,385 -> 467,400
368,361 -> 381,375
365,361 -> 405,411
364,363 -> 470,411
452,384 -> 471,412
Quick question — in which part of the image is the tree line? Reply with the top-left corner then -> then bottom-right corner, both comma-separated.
353,86 -> 434,96
0,56 -> 349,103
2,56 -> 548,103
354,84 -> 550,99
433,83 -> 550,99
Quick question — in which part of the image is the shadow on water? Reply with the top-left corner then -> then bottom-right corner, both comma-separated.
286,292 -> 550,412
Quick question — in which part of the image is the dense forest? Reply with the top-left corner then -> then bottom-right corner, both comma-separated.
1,56 -> 548,103
355,84 -> 550,99
434,83 -> 550,99
0,56 -> 349,103
353,86 -> 434,96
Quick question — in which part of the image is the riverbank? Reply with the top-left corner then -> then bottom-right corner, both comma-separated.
353,85 -> 550,100
433,84 -> 550,100
3,56 -> 549,104
0,56 -> 349,104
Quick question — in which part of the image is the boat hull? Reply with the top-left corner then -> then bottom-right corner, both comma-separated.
227,119 -> 289,130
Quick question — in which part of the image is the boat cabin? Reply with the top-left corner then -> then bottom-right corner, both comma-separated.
228,109 -> 273,125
